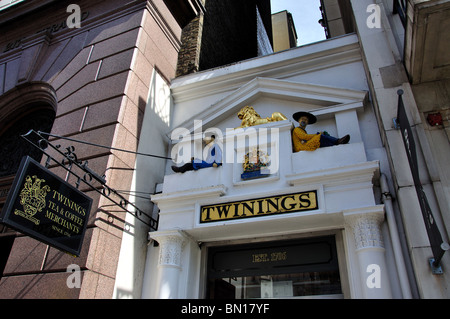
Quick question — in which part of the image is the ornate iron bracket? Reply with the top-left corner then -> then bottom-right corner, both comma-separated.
21,130 -> 158,230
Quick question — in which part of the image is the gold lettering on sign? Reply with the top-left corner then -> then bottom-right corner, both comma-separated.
14,175 -> 88,237
14,175 -> 51,225
43,190 -> 86,237
200,191 -> 318,223
252,253 -> 269,263
270,251 -> 287,261
252,251 -> 287,263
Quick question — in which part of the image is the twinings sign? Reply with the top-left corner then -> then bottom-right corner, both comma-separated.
200,190 -> 318,223
0,157 -> 92,256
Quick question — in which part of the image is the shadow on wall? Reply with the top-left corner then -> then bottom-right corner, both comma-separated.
113,69 -> 172,299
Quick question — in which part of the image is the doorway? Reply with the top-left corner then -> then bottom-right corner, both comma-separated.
206,236 -> 342,299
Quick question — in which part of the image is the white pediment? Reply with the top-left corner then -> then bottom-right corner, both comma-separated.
171,77 -> 368,136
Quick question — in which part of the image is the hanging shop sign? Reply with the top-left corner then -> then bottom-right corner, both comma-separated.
0,156 -> 92,256
200,190 -> 318,223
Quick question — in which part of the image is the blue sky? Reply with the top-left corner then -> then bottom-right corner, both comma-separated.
271,0 -> 326,46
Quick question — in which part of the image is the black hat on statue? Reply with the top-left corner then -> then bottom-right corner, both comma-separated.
293,111 -> 317,124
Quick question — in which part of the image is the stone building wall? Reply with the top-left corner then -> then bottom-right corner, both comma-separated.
0,0 -> 181,298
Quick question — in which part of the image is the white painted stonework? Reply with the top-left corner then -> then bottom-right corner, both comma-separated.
140,35 -> 408,299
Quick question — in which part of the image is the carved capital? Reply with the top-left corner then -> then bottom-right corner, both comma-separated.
149,230 -> 187,268
344,206 -> 385,250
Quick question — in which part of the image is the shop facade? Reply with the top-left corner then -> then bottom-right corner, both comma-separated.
2,0 -> 449,299
137,34 -> 410,299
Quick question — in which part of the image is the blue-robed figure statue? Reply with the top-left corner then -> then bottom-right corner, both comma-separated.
171,135 -> 222,173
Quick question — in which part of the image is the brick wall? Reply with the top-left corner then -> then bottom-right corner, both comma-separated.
176,14 -> 203,77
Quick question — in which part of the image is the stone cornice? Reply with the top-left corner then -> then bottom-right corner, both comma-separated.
171,76 -> 368,134
150,184 -> 227,207
286,161 -> 380,187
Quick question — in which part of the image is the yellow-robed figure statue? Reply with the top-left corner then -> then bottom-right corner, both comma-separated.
292,111 -> 350,152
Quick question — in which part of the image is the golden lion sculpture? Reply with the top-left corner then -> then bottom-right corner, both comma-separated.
237,106 -> 288,128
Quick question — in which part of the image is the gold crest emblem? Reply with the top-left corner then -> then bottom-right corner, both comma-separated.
241,147 -> 271,180
243,147 -> 270,173
14,175 -> 51,225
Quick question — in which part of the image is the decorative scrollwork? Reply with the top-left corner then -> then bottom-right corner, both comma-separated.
16,129 -> 159,230
62,146 -> 80,167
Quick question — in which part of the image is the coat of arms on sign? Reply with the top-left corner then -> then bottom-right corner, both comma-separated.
241,147 -> 271,180
14,175 -> 51,225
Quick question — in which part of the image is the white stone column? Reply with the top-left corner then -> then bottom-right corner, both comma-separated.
149,230 -> 187,299
344,206 -> 393,298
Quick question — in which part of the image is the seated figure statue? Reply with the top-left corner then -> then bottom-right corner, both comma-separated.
237,106 -> 287,128
292,111 -> 350,152
171,135 -> 222,173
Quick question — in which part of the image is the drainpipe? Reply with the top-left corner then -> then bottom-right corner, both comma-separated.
380,174 -> 412,299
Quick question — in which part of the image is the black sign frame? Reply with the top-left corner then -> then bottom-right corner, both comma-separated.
396,90 -> 447,266
207,236 -> 339,279
0,156 -> 92,256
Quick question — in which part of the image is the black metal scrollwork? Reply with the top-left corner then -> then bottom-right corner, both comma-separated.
19,130 -> 158,230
